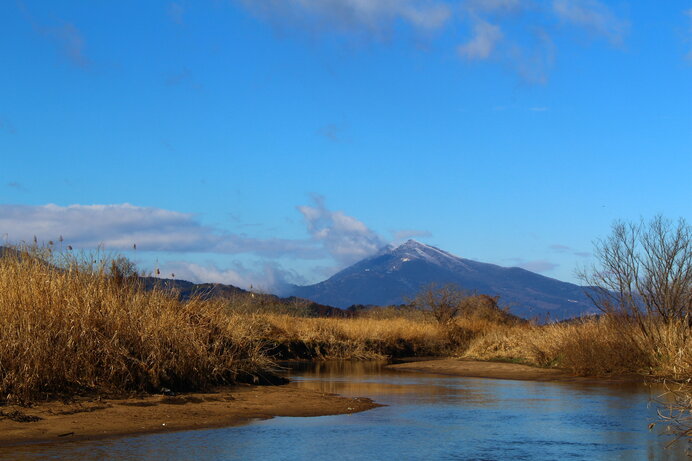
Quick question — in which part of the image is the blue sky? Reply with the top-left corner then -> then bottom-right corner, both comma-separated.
1,0 -> 691,292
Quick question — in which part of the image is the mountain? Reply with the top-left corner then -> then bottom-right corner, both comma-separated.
140,277 -> 347,317
289,240 -> 597,320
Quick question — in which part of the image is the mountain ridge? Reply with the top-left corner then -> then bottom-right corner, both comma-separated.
289,240 -> 597,319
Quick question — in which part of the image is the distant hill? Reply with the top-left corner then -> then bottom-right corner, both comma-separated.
288,240 -> 598,320
141,276 -> 347,317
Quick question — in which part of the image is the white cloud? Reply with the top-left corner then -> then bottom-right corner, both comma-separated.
297,195 -> 385,265
462,0 -> 523,14
552,0 -> 627,45
0,203 -> 320,258
392,229 -> 432,243
0,200 -> 391,290
161,260 -> 305,294
518,259 -> 559,273
239,0 -> 451,33
458,20 -> 503,60
0,200 -> 385,269
235,0 -> 629,83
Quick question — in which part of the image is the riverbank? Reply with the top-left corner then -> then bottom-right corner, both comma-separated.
0,384 -> 380,448
388,358 -> 646,385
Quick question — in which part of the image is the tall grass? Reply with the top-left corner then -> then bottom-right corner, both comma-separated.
252,314 -> 447,359
463,315 -> 691,378
2,244 -> 689,422
0,246 -> 271,404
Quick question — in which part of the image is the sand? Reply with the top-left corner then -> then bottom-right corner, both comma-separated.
0,384 -> 380,447
388,358 -> 645,384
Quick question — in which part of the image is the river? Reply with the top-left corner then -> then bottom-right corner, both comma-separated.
1,361 -> 688,460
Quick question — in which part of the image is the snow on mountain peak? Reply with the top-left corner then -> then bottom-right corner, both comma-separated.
386,240 -> 473,270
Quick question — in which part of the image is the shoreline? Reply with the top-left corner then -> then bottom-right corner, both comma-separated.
0,358 -> 650,449
0,384 -> 381,448
388,358 -> 647,385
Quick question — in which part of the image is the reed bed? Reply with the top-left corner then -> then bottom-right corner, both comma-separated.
0,247 -> 271,404
249,314 -> 447,359
463,316 -> 692,379
2,245 -> 689,417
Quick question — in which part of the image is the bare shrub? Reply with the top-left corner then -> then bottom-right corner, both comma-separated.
578,216 -> 691,343
410,283 -> 470,324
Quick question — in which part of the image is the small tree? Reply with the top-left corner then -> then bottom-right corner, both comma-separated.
108,256 -> 139,285
411,283 -> 470,324
579,216 -> 692,444
578,216 -> 692,342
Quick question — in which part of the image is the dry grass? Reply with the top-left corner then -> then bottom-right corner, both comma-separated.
0,247 -> 271,404
3,244 -> 689,420
249,314 -> 447,359
463,315 -> 692,378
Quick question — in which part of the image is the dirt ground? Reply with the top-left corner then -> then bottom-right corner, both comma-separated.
0,384 -> 380,447
388,359 -> 645,384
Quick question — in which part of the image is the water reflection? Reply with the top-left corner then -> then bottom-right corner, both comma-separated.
1,361 -> 688,460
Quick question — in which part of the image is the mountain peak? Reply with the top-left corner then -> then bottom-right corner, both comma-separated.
290,239 -> 596,319
398,239 -> 424,248
387,239 -> 460,265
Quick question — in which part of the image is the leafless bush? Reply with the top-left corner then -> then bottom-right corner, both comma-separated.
578,216 -> 691,343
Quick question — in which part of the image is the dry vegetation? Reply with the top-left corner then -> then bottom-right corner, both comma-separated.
0,246 -> 272,404
0,217 -> 689,443
462,315 -> 691,379
1,244 -> 689,404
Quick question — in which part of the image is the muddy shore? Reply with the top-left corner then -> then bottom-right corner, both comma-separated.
388,358 -> 646,385
0,384 -> 380,448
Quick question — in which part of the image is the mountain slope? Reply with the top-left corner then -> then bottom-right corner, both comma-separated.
290,240 -> 597,319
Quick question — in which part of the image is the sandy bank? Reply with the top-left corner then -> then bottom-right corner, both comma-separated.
388,359 -> 645,385
0,384 -> 380,448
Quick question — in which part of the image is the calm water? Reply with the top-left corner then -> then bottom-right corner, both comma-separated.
1,361 -> 689,460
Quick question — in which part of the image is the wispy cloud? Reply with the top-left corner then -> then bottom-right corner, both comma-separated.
297,195 -> 385,265
552,0 -> 628,45
507,28 -> 556,84
463,0 -> 522,13
161,260 -> 306,294
549,244 -> 571,252
18,3 -> 90,68
0,118 -> 16,135
164,67 -> 202,89
549,243 -> 590,258
167,2 -> 185,25
238,0 -> 451,34
317,123 -> 343,142
0,199 -> 385,269
0,203 -> 319,258
518,259 -> 559,273
0,200 -> 388,290
391,229 -> 432,243
686,9 -> 692,61
235,0 -> 627,83
458,20 -> 503,60
6,182 -> 27,192
37,22 -> 90,68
